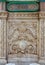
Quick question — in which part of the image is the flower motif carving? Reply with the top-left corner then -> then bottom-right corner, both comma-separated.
7,21 -> 38,56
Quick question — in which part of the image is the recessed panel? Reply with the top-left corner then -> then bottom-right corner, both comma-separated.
6,2 -> 39,12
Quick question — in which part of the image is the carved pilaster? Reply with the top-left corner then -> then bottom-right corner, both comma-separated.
39,12 -> 45,64
0,12 -> 7,64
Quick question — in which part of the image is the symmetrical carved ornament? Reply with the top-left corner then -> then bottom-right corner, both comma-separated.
7,20 -> 38,57
7,2 -> 39,12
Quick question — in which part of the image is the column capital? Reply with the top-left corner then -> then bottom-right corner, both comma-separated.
0,11 -> 8,19
39,12 -> 45,19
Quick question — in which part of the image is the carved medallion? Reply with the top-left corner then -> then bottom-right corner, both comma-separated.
6,2 -> 39,12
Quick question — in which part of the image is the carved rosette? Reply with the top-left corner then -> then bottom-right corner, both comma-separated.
7,20 -> 38,57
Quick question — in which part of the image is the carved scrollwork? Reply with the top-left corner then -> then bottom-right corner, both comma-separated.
7,20 -> 38,56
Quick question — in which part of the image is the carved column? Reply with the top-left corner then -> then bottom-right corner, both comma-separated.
0,12 -> 7,64
39,12 -> 45,64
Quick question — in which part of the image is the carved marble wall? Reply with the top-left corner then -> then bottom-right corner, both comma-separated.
0,12 -> 45,65
6,13 -> 39,63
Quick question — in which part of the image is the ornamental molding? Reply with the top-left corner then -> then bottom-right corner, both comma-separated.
8,12 -> 39,19
0,12 -> 8,19
8,12 -> 45,19
0,12 -> 45,19
6,0 -> 39,1
39,12 -> 45,19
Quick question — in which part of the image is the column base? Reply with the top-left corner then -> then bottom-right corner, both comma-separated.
0,58 -> 7,65
39,57 -> 45,65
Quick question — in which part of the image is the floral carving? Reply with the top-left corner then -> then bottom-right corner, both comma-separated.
7,20 -> 38,56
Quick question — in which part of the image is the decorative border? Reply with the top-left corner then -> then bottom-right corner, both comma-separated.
6,0 -> 39,2
0,0 -> 6,2
7,12 -> 39,19
0,12 -> 45,19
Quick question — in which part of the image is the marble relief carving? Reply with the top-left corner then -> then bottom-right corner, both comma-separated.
7,20 -> 38,57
